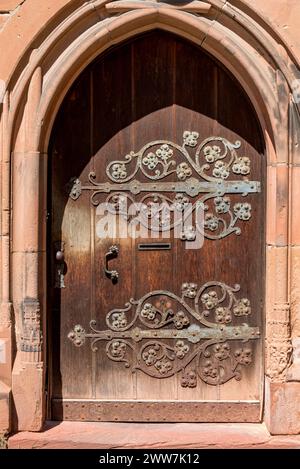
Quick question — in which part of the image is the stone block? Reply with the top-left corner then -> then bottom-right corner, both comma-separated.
0,381 -> 10,433
0,1 -> 23,12
265,379 -> 300,434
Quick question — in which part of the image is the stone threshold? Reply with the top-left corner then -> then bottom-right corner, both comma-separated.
8,421 -> 300,449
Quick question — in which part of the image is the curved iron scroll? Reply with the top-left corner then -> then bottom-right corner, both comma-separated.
67,133 -> 261,240
68,281 -> 260,388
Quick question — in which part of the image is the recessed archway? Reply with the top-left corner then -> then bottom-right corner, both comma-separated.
47,29 -> 266,422
1,1 -> 297,433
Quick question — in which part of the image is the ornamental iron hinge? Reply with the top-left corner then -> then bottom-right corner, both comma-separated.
67,134 -> 261,240
68,281 -> 260,388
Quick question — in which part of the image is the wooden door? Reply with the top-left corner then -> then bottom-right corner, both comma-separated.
49,30 -> 265,422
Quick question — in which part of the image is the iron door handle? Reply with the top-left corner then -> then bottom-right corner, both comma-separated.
105,245 -> 119,282
56,250 -> 65,262
54,242 -> 66,288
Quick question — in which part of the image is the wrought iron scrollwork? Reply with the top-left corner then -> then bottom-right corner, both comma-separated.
105,134 -> 250,183
103,191 -> 253,240
68,281 -> 260,387
67,133 -> 260,240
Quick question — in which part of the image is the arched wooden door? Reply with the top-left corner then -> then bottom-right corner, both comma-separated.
49,30 -> 265,422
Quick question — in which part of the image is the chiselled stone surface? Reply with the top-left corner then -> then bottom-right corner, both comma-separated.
0,1 -> 23,11
241,0 -> 300,65
0,15 -> 10,31
8,422 -> 300,449
265,381 -> 300,435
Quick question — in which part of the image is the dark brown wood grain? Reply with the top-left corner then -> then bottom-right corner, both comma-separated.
49,30 -> 265,421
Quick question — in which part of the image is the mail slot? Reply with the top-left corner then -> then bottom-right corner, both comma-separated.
138,243 -> 171,251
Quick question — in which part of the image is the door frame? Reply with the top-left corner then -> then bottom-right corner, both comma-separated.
3,2 -> 298,433
48,30 -> 266,422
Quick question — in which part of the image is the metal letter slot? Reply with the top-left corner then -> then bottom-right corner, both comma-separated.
138,243 -> 171,251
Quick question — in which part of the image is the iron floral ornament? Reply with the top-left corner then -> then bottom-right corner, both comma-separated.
68,133 -> 261,240
68,282 -> 260,387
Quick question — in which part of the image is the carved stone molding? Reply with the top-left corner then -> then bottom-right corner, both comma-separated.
287,338 -> 300,382
104,1 -> 212,15
266,304 -> 293,382
0,302 -> 13,328
19,299 -> 43,363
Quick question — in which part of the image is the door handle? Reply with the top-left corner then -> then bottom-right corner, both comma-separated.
105,245 -> 119,283
54,241 -> 66,288
56,250 -> 65,262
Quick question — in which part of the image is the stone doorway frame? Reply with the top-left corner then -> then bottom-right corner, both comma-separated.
1,0 -> 300,434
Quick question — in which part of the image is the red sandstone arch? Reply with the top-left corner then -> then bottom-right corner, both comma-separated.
0,0 -> 299,434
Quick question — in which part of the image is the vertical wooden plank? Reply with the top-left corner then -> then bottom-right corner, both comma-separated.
133,32 -> 178,400
51,70 -> 92,398
174,38 -> 219,402
92,41 -> 135,399
216,68 -> 265,402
